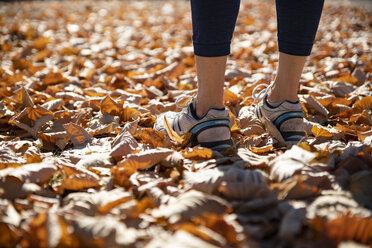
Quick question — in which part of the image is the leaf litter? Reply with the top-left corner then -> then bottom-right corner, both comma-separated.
0,1 -> 372,247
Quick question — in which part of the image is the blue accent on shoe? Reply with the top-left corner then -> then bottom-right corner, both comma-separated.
273,111 -> 303,129
189,119 -> 231,135
284,135 -> 304,142
286,100 -> 300,104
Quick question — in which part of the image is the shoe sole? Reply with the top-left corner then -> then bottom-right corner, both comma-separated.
197,138 -> 235,153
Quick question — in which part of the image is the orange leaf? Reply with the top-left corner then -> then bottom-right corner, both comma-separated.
63,123 -> 93,147
61,173 -> 101,191
100,95 -> 122,116
311,125 -> 333,138
168,62 -> 185,80
323,215 -> 372,245
358,129 -> 372,142
60,46 -> 79,56
43,72 -> 68,86
223,89 -> 242,104
32,37 -> 50,51
163,116 -> 184,144
121,107 -> 141,122
134,128 -> 170,148
353,96 -> 372,110
119,148 -> 174,170
183,147 -> 213,160
332,75 -> 358,85
250,145 -> 273,154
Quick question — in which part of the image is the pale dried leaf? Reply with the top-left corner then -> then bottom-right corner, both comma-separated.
120,148 -> 174,170
151,190 -> 229,224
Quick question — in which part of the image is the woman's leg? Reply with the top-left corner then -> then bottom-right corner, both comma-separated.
190,0 -> 240,117
269,0 -> 324,103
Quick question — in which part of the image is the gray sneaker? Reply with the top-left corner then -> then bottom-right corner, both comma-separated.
154,96 -> 234,152
251,84 -> 306,148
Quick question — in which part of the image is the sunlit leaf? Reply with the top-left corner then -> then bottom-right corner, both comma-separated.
353,96 -> 372,110
311,125 -> 334,138
118,148 -> 173,170
63,123 -> 93,147
100,95 -> 122,116
183,147 -> 213,160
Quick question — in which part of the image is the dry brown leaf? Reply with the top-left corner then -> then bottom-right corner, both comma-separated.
111,120 -> 139,147
238,106 -> 265,136
163,116 -> 184,144
63,123 -> 93,147
24,146 -> 42,164
302,95 -> 329,117
121,107 -> 141,122
269,145 -> 316,182
321,215 -> 372,245
60,173 -> 100,191
353,96 -> 372,110
118,148 -> 174,170
271,175 -> 319,200
0,147 -> 26,169
160,152 -> 184,168
100,95 -> 122,116
111,165 -> 135,188
58,161 -> 101,190
145,230 -> 220,248
60,46 -> 80,56
151,190 -> 230,224
75,153 -> 114,168
32,37 -> 50,50
250,145 -> 273,155
178,222 -> 228,247
19,87 -> 34,108
40,99 -> 63,112
135,127 -> 171,148
237,148 -> 270,167
217,168 -> 270,200
37,132 -> 70,151
183,147 -> 213,160
311,124 -> 334,138
62,188 -> 133,215
349,171 -> 372,209
0,200 -> 21,247
0,161 -> 57,185
22,211 -> 78,248
66,214 -> 141,247
307,191 -> 371,220
109,131 -> 139,161
42,72 -> 69,86
9,106 -> 54,137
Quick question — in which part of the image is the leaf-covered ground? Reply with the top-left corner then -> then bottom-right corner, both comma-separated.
1,1 -> 372,247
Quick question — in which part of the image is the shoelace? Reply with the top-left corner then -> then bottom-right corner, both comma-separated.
175,94 -> 194,109
252,83 -> 270,103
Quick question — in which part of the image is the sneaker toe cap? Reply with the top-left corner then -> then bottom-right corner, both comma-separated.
154,111 -> 177,132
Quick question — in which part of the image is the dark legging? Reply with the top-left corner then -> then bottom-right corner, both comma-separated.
191,0 -> 324,57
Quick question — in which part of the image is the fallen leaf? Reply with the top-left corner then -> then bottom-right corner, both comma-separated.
311,125 -> 334,138
119,148 -> 174,170
151,190 -> 230,224
100,95 -> 122,116
32,37 -> 50,50
353,96 -> 372,110
63,123 -> 93,147
9,106 -> 54,137
183,147 -> 213,160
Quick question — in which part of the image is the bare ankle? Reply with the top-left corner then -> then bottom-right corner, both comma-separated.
195,99 -> 208,118
195,98 -> 223,118
268,84 -> 299,102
